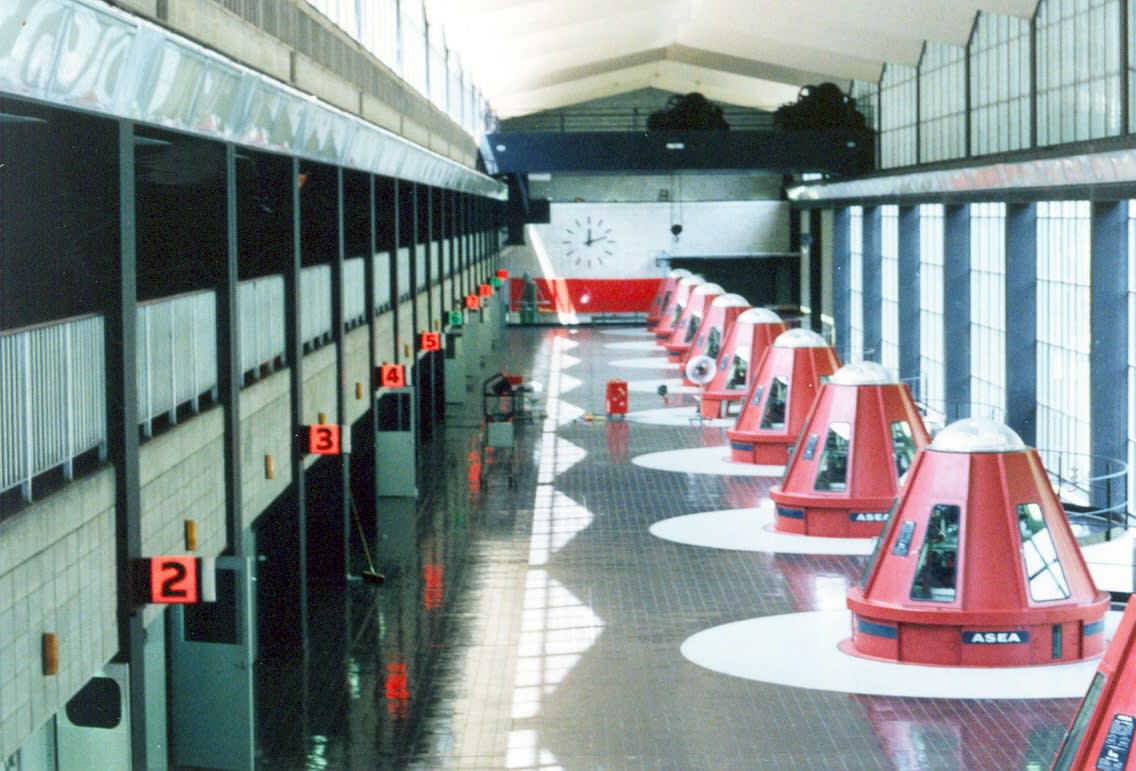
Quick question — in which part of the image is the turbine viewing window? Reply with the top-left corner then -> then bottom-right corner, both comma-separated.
814,422 -> 851,491
1018,502 -> 1071,601
890,420 -> 917,484
750,384 -> 764,407
911,504 -> 960,602
760,376 -> 788,429
706,327 -> 721,359
728,354 -> 748,389
685,314 -> 701,343
1050,672 -> 1107,771
671,304 -> 684,328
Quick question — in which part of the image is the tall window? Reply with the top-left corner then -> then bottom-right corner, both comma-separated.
880,64 -> 919,168
815,423 -> 851,491
400,0 -> 428,93
969,203 -> 1007,420
1018,503 -> 1072,601
761,377 -> 788,430
970,11 -> 1032,156
849,207 -> 865,362
918,205 -> 946,418
911,504 -> 961,602
880,206 -> 900,375
1036,0 -> 1123,145
427,23 -> 447,109
919,42 -> 967,163
448,51 -> 465,128
303,0 -> 483,139
891,421 -> 917,485
1035,201 -> 1092,473
361,0 -> 400,70
1127,202 -> 1136,518
850,80 -> 880,169
706,327 -> 722,360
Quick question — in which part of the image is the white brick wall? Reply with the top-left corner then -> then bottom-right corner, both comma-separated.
0,471 -> 117,762
343,326 -> 372,426
138,409 -> 227,560
239,370 -> 293,528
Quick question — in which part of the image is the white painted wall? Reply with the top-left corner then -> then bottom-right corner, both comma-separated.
513,200 -> 790,279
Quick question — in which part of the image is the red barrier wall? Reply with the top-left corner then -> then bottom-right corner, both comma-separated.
510,277 -> 662,314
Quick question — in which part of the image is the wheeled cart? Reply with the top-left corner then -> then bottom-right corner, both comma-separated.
480,373 -> 521,488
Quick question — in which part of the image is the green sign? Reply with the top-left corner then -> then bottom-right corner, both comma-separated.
490,277 -> 503,288
448,311 -> 464,326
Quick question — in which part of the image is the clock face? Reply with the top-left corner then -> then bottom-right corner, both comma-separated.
562,215 -> 615,268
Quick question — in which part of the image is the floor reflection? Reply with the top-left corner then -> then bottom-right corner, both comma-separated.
251,401 -> 482,769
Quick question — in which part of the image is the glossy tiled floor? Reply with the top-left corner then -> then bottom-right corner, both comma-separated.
252,323 -> 1084,770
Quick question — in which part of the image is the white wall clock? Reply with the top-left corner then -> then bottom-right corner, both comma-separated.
561,215 -> 615,268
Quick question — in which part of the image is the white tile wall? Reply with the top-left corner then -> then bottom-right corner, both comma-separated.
0,470 -> 116,762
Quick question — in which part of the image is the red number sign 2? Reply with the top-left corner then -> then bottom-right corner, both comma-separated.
150,556 -> 198,604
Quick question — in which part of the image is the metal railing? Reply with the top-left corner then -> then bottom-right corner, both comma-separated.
1037,449 -> 1130,537
343,257 -> 365,327
374,251 -> 392,310
238,274 -> 287,377
300,264 -> 333,349
137,291 -> 218,438
1,315 -> 107,501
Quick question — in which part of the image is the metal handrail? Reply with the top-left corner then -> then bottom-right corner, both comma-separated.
137,290 -> 218,438
0,314 -> 107,501
1036,449 -> 1131,537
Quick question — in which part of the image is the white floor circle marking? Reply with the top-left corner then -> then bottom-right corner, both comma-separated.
650,504 -> 876,555
625,406 -> 734,428
603,340 -> 661,352
599,328 -> 655,337
606,357 -> 679,370
626,377 -> 699,395
681,609 -> 1118,699
633,445 -> 784,477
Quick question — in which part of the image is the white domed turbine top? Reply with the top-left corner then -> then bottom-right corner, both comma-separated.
690,283 -> 724,297
929,417 -> 1027,453
773,328 -> 829,349
829,361 -> 897,386
710,293 -> 749,308
737,307 -> 782,324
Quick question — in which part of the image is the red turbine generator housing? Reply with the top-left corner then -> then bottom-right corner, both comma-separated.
726,329 -> 840,465
699,308 -> 787,419
663,283 -> 724,361
680,293 -> 750,385
646,268 -> 691,331
654,275 -> 704,344
769,361 -> 931,538
1051,596 -> 1136,769
845,418 -> 1109,667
